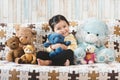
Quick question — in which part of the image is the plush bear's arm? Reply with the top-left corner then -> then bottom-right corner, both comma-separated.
43,42 -> 51,47
20,55 -> 26,61
64,41 -> 71,46
31,54 -> 36,64
5,51 -> 14,62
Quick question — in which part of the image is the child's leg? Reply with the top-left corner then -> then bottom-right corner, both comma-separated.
65,49 -> 74,65
36,51 -> 52,66
51,49 -> 74,66
37,59 -> 52,66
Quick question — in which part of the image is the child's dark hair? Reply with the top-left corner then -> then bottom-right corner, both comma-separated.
49,14 -> 69,31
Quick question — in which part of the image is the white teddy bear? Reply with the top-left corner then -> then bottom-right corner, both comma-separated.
74,18 -> 115,64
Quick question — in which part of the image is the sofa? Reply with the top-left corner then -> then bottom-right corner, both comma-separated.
0,19 -> 120,80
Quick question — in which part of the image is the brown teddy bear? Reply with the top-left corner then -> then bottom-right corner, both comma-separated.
17,45 -> 36,64
14,24 -> 37,48
5,36 -> 25,63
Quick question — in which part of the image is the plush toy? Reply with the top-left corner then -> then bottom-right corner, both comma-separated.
74,19 -> 115,64
5,36 -> 25,63
17,45 -> 36,64
81,45 -> 96,64
44,33 -> 71,57
14,24 -> 36,48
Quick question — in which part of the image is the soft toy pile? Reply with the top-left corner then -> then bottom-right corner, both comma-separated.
44,33 -> 71,57
5,24 -> 37,64
74,19 -> 115,64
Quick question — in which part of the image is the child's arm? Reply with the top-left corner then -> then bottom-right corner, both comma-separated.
46,43 -> 67,52
50,43 -> 68,50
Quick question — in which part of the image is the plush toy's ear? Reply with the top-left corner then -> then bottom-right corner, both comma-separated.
5,41 -> 7,46
31,30 -> 37,41
48,34 -> 51,38
14,24 -> 20,31
104,24 -> 109,36
14,36 -> 20,41
23,46 -> 26,50
31,30 -> 37,35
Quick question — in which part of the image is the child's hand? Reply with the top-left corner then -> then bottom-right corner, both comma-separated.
51,43 -> 67,50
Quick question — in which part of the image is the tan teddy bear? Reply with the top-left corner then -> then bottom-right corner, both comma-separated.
17,45 -> 36,64
5,36 -> 25,63
14,24 -> 37,48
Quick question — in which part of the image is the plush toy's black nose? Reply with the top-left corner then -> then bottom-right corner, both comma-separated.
12,43 -> 16,45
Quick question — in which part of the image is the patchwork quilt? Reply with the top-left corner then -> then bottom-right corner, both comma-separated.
0,60 -> 120,80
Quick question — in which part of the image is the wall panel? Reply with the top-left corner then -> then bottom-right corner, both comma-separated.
0,0 -> 119,23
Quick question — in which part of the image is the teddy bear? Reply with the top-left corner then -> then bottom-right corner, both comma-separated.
81,45 -> 96,64
17,45 -> 36,64
5,36 -> 25,63
44,33 -> 71,57
14,24 -> 36,48
74,18 -> 115,64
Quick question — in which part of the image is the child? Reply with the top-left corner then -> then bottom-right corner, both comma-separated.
37,14 -> 77,66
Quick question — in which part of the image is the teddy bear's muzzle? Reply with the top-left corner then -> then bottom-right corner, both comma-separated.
85,34 -> 98,44
10,43 -> 18,49
19,37 -> 29,44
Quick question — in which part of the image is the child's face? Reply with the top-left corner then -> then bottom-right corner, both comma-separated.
54,20 -> 69,37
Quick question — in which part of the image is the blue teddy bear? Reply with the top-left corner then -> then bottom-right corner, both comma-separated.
74,18 -> 115,64
44,33 -> 71,57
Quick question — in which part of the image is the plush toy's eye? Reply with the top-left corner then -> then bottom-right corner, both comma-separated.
96,34 -> 99,36
25,36 -> 27,38
18,36 -> 21,38
13,40 -> 16,42
87,32 -> 90,34
59,37 -> 62,39
53,37 -> 55,40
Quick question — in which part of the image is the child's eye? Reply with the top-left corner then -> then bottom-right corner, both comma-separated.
63,26 -> 66,28
57,28 -> 61,30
